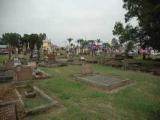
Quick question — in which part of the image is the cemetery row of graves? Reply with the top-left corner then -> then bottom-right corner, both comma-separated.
0,48 -> 160,120
0,33 -> 160,119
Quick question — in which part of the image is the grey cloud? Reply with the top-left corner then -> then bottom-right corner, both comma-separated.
0,0 -> 135,46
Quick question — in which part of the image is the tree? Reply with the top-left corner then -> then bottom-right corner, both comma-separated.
125,41 -> 135,56
111,38 -> 120,50
2,33 -> 21,59
102,42 -> 111,48
67,38 -> 73,55
67,38 -> 73,45
113,22 -> 138,44
28,34 -> 39,58
0,37 -> 6,45
21,34 -> 30,54
96,39 -> 101,44
77,38 -> 84,54
37,33 -> 46,60
123,0 -> 160,50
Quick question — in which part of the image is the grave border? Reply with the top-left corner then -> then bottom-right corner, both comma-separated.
15,85 -> 58,115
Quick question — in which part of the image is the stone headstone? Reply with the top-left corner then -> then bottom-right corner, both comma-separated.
81,64 -> 94,75
14,65 -> 33,81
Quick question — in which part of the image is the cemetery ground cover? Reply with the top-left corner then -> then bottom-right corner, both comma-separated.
27,65 -> 160,120
0,55 -> 7,64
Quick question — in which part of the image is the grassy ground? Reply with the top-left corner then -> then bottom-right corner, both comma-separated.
0,55 -> 159,120
0,55 -> 8,64
26,65 -> 160,120
24,97 -> 49,109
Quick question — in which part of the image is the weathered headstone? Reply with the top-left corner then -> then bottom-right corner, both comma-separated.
14,65 -> 33,81
81,64 -> 94,75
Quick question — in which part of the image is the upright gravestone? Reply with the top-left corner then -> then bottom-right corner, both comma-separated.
14,65 -> 33,82
81,64 -> 94,75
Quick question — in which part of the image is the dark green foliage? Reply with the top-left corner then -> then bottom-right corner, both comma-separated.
111,38 -> 120,50
21,34 -> 30,52
123,0 -> 160,50
2,33 -> 21,47
67,38 -> 73,44
125,41 -> 135,54
113,22 -> 138,44
2,33 -> 21,59
102,42 -> 111,49
0,37 -> 6,45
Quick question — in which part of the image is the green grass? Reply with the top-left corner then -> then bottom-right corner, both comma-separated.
24,97 -> 49,109
26,64 -> 160,120
0,55 -> 8,64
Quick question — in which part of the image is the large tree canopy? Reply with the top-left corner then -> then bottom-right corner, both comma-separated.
123,0 -> 160,50
113,22 -> 138,44
2,33 -> 21,48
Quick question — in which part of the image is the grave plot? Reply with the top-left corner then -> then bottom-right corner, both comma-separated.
0,101 -> 18,120
76,64 -> 131,91
13,65 -> 50,83
76,74 -> 132,91
0,85 -> 25,119
15,85 -> 58,115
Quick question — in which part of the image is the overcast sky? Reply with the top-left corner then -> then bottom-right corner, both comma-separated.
0,0 -> 135,46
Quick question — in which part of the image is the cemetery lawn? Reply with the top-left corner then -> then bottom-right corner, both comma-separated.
28,65 -> 160,120
0,55 -> 8,63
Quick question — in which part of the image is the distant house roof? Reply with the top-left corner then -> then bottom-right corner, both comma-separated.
0,45 -> 7,49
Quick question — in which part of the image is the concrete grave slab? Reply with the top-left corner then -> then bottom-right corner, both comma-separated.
76,74 -> 132,91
